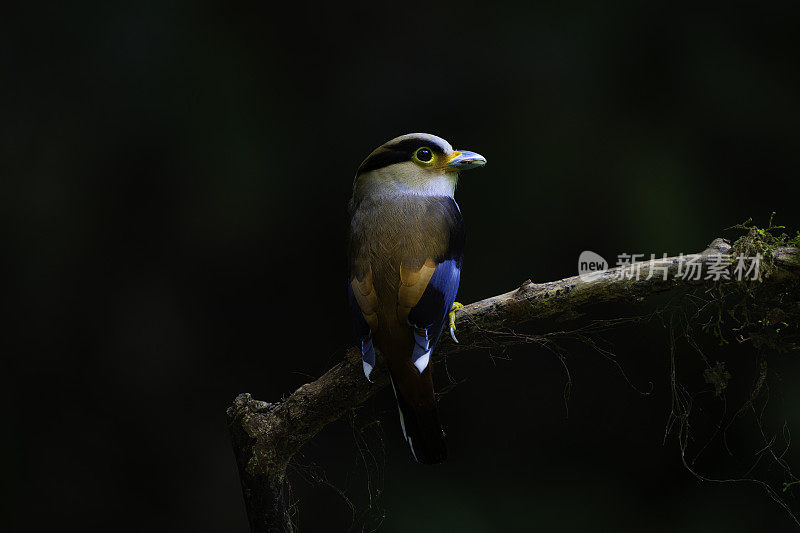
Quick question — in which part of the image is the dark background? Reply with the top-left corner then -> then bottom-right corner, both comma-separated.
3,1 -> 800,531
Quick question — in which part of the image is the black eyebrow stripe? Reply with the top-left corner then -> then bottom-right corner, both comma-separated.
386,138 -> 447,155
357,149 -> 411,174
357,138 -> 447,174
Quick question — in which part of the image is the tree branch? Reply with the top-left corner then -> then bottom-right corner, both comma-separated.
227,238 -> 800,532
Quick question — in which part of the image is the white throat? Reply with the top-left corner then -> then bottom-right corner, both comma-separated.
358,161 -> 459,199
393,173 -> 458,197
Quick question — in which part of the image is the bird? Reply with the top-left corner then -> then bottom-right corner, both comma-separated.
347,133 -> 486,463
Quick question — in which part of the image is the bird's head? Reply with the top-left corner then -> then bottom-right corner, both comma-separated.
352,133 -> 486,200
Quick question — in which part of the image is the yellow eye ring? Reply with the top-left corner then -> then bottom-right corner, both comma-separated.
413,147 -> 435,166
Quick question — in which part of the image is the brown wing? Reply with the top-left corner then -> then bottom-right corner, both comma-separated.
350,263 -> 379,332
396,259 -> 437,324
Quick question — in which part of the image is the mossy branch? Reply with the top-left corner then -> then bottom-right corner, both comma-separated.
227,237 -> 800,533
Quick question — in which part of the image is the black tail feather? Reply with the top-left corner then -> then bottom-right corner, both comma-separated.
389,374 -> 447,464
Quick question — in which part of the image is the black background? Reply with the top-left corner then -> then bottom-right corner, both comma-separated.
4,2 -> 800,531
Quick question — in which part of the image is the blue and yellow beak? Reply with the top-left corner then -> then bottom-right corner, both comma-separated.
441,150 -> 487,171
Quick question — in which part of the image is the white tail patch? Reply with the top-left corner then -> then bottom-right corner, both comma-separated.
362,360 -> 374,382
390,374 -> 419,462
413,351 -> 431,373
390,377 -> 408,440
407,436 -> 419,462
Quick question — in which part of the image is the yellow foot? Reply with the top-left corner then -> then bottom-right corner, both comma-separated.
448,302 -> 464,343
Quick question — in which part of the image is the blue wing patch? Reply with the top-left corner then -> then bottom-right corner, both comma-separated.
347,282 -> 376,381
407,259 -> 461,373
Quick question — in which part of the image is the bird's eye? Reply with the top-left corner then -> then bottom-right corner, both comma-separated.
413,147 -> 434,165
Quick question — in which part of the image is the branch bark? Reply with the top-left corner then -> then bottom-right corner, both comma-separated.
227,238 -> 800,532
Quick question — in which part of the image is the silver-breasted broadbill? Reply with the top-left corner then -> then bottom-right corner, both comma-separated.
347,133 -> 486,463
